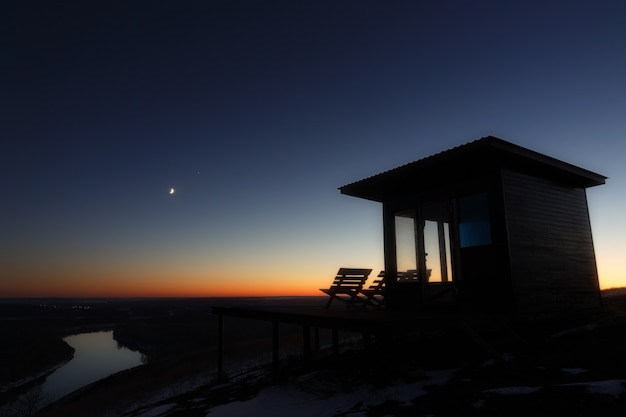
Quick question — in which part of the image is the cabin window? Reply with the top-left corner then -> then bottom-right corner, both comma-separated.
422,202 -> 453,282
458,193 -> 492,248
395,209 -> 417,272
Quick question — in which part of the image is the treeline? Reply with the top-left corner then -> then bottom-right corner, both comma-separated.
113,311 -> 218,361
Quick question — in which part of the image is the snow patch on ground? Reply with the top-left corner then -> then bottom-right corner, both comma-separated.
482,379 -> 625,399
568,379 -> 626,397
118,372 -> 217,417
205,369 -> 457,417
124,404 -> 175,417
484,386 -> 542,395
561,367 -> 587,376
207,383 -> 361,417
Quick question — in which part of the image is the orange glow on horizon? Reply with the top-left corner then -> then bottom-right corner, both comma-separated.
2,259 -> 622,298
1,281 -> 323,298
0,268 -> 330,298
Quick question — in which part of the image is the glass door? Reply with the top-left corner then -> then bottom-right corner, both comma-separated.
422,202 -> 454,284
391,202 -> 456,310
394,203 -> 454,283
394,209 -> 417,274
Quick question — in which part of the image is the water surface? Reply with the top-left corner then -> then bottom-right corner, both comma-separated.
43,330 -> 143,402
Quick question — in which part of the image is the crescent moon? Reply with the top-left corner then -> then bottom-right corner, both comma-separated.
169,187 -> 175,195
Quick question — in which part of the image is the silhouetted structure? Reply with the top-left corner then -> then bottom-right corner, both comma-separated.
320,268 -> 372,308
213,137 -> 607,380
340,136 -> 606,318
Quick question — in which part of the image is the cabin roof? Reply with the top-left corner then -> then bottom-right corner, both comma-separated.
339,136 -> 607,202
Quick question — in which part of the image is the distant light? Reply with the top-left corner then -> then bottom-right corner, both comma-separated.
169,187 -> 175,195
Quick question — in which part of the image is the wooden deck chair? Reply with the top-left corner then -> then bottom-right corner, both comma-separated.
358,269 -> 433,307
397,269 -> 432,282
358,271 -> 386,307
320,268 -> 372,308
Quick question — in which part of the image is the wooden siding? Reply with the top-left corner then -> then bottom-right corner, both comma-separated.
501,169 -> 601,316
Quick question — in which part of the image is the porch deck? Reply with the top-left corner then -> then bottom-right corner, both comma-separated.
212,304 -> 461,380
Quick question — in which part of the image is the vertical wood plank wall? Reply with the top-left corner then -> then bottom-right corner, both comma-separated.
501,169 -> 602,316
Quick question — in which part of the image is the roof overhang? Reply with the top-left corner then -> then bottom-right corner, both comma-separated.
339,136 -> 607,202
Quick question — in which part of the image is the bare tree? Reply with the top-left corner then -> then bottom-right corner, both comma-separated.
3,387 -> 48,417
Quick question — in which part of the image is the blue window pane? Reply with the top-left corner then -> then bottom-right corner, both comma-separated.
459,194 -> 491,248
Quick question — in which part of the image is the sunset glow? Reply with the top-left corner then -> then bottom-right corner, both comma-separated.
3,2 -> 626,298
2,271 -> 331,298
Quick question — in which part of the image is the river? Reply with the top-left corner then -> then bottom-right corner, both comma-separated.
44,331 -> 144,401
1,330 -> 143,416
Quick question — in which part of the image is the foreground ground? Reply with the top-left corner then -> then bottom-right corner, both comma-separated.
127,314 -> 626,416
30,292 -> 626,416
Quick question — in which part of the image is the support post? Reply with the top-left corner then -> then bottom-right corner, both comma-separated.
303,325 -> 311,359
272,320 -> 279,379
438,221 -> 449,282
362,332 -> 372,349
217,314 -> 224,381
382,204 -> 398,293
416,207 -> 427,305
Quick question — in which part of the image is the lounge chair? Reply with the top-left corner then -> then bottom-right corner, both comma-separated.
358,271 -> 386,307
320,268 -> 372,308
359,269 -> 433,307
397,269 -> 432,282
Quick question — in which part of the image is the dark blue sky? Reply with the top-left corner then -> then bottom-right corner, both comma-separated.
2,0 -> 626,296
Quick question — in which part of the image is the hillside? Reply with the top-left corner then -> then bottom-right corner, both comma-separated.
35,291 -> 626,416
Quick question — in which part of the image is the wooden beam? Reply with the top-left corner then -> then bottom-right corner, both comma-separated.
416,207 -> 427,304
303,325 -> 311,358
382,204 -> 398,291
217,313 -> 224,381
438,221 -> 449,282
314,327 -> 320,351
272,320 -> 279,379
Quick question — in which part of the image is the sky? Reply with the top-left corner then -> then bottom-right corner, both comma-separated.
2,0 -> 626,297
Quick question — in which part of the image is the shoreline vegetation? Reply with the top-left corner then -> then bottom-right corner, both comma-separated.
0,323 -> 75,398
0,297 -> 325,414
3,293 -> 626,415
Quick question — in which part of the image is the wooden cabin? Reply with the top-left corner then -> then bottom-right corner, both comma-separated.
340,137 -> 606,319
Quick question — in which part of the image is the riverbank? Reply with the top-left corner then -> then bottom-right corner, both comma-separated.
0,297 -> 323,415
32,292 -> 626,416
0,298 -> 216,392
0,322 -> 75,401
0,323 -> 127,408
37,302 -> 626,416
6,294 -> 626,416
35,348 -> 216,417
